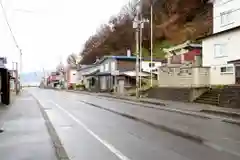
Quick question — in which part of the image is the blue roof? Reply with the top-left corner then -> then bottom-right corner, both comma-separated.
103,55 -> 165,62
105,55 -> 137,60
96,55 -> 137,64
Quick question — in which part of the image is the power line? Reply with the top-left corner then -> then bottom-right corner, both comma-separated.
0,0 -> 21,52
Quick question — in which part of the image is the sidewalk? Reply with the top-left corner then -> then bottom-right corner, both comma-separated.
0,91 -> 57,160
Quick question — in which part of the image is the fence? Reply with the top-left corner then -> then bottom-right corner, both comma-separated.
158,66 -> 210,88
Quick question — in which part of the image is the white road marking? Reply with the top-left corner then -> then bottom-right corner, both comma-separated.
49,100 -> 130,160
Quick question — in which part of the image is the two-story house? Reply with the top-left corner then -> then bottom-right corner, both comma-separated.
95,56 -> 138,92
77,55 -> 164,92
202,0 -> 240,85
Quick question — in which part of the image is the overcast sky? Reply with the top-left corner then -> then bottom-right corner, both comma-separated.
0,0 -> 129,73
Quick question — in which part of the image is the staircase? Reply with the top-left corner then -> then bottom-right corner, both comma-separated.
195,89 -> 221,106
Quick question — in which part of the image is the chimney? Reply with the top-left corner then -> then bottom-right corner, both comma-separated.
127,49 -> 131,57
95,56 -> 100,63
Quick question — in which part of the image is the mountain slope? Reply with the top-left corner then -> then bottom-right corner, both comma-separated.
80,0 -> 212,64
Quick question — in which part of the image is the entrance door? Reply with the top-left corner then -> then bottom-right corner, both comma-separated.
235,66 -> 240,84
118,79 -> 125,94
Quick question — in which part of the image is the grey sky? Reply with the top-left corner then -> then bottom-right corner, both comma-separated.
0,0 -> 129,73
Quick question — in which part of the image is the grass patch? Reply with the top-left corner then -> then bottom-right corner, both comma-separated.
133,40 -> 173,58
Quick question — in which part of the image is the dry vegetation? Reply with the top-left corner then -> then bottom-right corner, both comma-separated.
79,0 -> 213,64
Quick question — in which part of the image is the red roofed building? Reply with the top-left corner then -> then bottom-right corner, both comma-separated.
163,41 -> 202,65
183,49 -> 201,62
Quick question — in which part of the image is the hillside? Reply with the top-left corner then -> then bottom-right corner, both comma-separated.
80,0 -> 213,64
20,70 -> 53,86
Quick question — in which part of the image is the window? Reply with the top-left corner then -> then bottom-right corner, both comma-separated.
214,44 -> 227,58
105,63 -> 109,71
100,65 -> 104,72
111,61 -> 116,71
149,62 -> 155,67
220,66 -> 233,73
220,11 -> 233,26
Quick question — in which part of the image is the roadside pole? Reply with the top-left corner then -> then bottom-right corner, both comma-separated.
139,13 -> 143,92
133,10 -> 140,98
12,62 -> 19,94
133,3 -> 149,98
19,49 -> 22,90
150,3 -> 153,87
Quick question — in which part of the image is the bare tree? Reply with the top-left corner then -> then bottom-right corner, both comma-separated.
67,53 -> 78,68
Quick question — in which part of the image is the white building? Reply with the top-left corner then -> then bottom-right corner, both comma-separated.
141,60 -> 162,73
202,0 -> 240,85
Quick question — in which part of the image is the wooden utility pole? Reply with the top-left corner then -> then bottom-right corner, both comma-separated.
12,62 -> 19,94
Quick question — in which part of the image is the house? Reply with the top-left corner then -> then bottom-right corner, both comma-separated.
65,66 -> 78,88
77,55 -> 164,93
9,69 -> 17,91
77,64 -> 100,90
140,57 -> 163,73
46,72 -> 62,88
95,55 -> 161,92
202,0 -> 240,85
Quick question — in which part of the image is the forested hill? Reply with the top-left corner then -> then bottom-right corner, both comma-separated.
80,0 -> 213,64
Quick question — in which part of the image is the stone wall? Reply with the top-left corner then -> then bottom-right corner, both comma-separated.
219,86 -> 240,108
146,86 -> 208,102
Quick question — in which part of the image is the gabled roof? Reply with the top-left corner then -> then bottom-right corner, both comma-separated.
163,41 -> 202,54
97,56 -> 136,64
228,59 -> 240,64
83,69 -> 100,76
198,26 -> 240,40
98,55 -> 165,64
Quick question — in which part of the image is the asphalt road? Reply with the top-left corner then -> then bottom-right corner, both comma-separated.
29,88 -> 239,160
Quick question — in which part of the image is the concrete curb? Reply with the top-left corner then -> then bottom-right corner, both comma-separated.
99,94 -> 167,106
100,95 -> 240,125
200,109 -> 240,118
32,95 -> 70,160
98,95 -> 213,120
80,100 -> 240,158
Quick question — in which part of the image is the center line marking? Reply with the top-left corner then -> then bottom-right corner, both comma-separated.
49,100 -> 130,160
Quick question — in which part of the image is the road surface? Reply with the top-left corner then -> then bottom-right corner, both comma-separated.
29,88 -> 239,160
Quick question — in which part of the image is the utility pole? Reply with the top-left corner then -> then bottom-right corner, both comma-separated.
133,8 -> 140,98
19,49 -> 22,89
12,62 -> 19,94
133,3 -> 149,98
139,13 -> 143,92
42,68 -> 46,87
150,1 -> 153,87
136,20 -> 140,98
